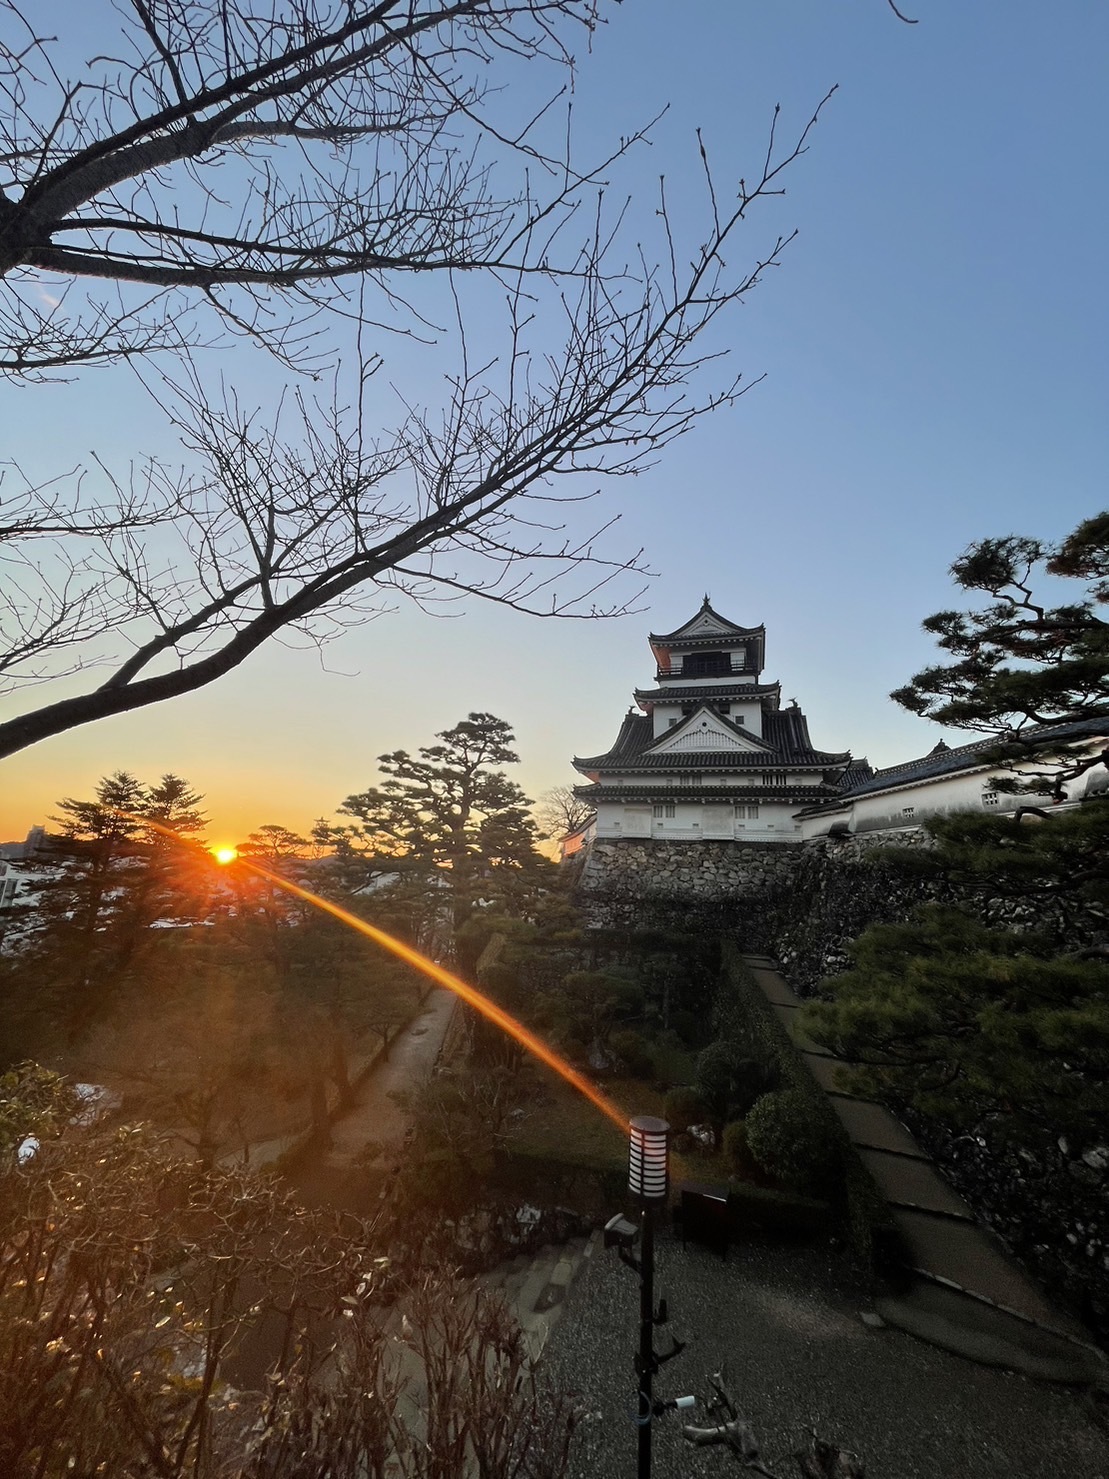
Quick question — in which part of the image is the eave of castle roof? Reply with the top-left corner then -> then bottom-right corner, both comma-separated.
648,596 -> 765,646
575,783 -> 840,801
795,717 -> 1108,815
573,704 -> 851,772
634,681 -> 781,706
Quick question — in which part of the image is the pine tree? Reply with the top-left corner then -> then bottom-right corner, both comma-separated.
800,903 -> 1109,1148
802,511 -> 1109,1151
4,771 -> 209,1048
338,714 -> 551,933
891,511 -> 1109,800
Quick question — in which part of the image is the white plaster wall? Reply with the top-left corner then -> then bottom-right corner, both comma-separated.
656,672 -> 758,689
650,701 -> 764,739
797,765 -> 1044,841
594,797 -> 802,843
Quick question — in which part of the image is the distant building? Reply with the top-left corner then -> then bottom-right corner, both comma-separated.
0,825 -> 49,913
0,825 -> 45,862
571,598 -> 856,846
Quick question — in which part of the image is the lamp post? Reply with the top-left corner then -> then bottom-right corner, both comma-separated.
628,1115 -> 669,1479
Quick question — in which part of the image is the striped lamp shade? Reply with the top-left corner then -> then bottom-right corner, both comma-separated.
628,1115 -> 670,1202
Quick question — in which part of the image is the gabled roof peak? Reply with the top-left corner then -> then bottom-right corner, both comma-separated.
645,702 -> 773,756
648,599 -> 765,646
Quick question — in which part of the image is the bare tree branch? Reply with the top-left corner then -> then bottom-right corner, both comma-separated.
0,84 -> 835,759
0,1 -> 635,372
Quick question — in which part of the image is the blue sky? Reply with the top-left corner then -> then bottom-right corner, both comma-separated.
1,1 -> 1106,845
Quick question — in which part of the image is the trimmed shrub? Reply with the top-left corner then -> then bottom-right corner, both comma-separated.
663,1086 -> 709,1135
745,1089 -> 840,1196
609,1029 -> 653,1079
721,1119 -> 760,1179
694,1040 -> 776,1124
724,1183 -> 830,1241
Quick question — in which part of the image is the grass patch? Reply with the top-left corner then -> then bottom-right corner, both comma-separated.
510,1072 -> 665,1172
649,1038 -> 696,1088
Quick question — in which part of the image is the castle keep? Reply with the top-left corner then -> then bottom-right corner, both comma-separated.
572,598 -> 861,845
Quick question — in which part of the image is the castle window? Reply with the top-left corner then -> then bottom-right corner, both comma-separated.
902,806 -> 915,818
761,771 -> 787,788
652,804 -> 675,819
744,805 -> 759,819
682,650 -> 730,677
982,791 -> 999,808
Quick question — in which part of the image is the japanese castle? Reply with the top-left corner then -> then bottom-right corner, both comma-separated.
572,598 -> 858,844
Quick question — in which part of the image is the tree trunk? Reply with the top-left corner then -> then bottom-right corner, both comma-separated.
308,1075 -> 331,1148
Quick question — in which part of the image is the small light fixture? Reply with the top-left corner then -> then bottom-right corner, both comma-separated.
628,1115 -> 670,1203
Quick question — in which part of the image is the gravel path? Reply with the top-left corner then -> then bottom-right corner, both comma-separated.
543,1230 -> 1109,1479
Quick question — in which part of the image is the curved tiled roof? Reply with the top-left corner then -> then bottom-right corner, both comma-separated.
761,707 -> 849,762
648,597 -> 764,646
573,711 -> 653,770
573,703 -> 851,773
634,681 -> 781,706
797,717 -> 1108,815
575,783 -> 841,802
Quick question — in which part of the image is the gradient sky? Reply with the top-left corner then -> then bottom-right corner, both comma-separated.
1,1 -> 1106,850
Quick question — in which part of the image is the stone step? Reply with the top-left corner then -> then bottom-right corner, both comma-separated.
877,1280 -> 1108,1389
893,1209 -> 1073,1332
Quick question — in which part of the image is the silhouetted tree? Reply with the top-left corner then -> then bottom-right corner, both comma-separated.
339,712 -> 551,932
892,511 -> 1109,801
0,0 -> 835,759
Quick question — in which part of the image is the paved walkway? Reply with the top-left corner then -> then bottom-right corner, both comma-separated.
286,988 -> 458,1213
743,955 -> 1108,1386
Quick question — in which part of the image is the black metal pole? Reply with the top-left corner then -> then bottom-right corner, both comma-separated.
638,1202 -> 655,1479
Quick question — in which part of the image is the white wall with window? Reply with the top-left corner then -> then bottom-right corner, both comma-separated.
592,796 -> 801,840
797,766 -> 1062,841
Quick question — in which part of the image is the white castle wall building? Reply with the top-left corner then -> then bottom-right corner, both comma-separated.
567,598 -> 1108,862
571,599 -> 858,846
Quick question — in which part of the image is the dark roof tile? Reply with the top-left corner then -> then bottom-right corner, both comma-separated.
573,700 -> 851,773
800,717 -> 1108,813
634,681 -> 781,705
648,597 -> 765,645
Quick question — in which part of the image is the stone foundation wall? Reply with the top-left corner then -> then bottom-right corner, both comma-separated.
576,837 -> 804,943
579,837 -> 803,900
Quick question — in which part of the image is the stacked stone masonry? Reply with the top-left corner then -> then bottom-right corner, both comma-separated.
579,837 -> 804,901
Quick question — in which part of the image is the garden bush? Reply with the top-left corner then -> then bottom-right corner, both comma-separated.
724,1183 -> 830,1240
721,1119 -> 761,1179
609,1029 -> 653,1079
694,1040 -> 776,1124
663,1086 -> 709,1134
745,1088 -> 841,1196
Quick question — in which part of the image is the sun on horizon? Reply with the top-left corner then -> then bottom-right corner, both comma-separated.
212,846 -> 239,866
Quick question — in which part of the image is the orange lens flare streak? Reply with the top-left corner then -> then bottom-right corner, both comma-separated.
247,860 -> 629,1135
112,809 -> 628,1135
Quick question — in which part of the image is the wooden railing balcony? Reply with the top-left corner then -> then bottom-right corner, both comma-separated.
655,661 -> 754,680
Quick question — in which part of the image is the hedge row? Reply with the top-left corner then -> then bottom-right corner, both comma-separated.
715,943 -> 896,1267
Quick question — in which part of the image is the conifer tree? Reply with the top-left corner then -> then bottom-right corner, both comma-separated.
3,771 -> 209,1048
338,713 -> 551,933
802,512 -> 1109,1155
891,511 -> 1109,800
